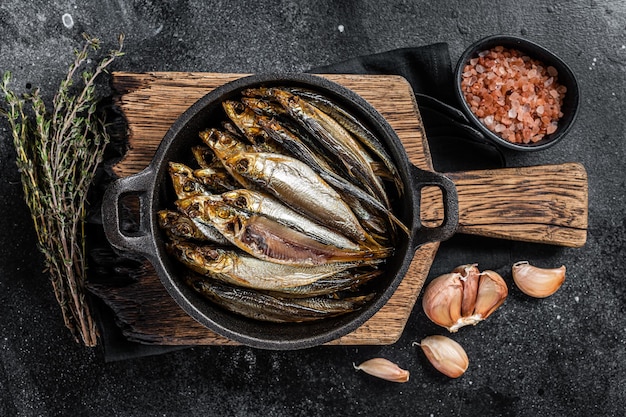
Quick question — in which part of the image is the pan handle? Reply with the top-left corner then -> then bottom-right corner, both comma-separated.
102,168 -> 156,258
409,165 -> 459,249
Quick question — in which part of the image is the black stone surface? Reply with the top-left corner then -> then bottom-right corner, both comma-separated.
0,1 -> 624,416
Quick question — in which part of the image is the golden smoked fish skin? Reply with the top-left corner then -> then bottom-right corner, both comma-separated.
185,274 -> 372,323
177,195 -> 390,266
168,242 -> 366,291
225,151 -> 376,245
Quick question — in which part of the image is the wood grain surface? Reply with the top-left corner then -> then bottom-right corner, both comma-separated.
96,72 -> 588,346
421,163 -> 588,247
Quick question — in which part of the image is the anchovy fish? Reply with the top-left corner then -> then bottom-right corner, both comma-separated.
168,241 -> 365,290
224,151 -> 380,246
199,128 -> 255,188
221,188 -> 360,250
185,275 -> 371,322
168,162 -> 208,200
177,196 -> 391,266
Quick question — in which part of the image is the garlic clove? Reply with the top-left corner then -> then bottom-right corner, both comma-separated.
353,358 -> 410,383
512,261 -> 565,298
473,270 -> 508,319
415,335 -> 469,378
453,264 -> 481,317
421,272 -> 464,331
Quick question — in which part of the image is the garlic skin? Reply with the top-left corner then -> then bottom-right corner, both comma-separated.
512,261 -> 565,298
353,358 -> 410,383
422,265 -> 508,332
421,272 -> 463,330
415,335 -> 469,378
473,270 -> 508,319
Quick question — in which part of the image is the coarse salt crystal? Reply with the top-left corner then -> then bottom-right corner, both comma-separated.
546,123 -> 558,134
460,46 -> 565,144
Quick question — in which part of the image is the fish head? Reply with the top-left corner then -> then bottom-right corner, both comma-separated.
197,246 -> 233,273
175,195 -> 220,219
226,152 -> 266,185
157,210 -> 175,228
222,100 -> 251,126
191,145 -> 217,168
166,241 -> 200,264
168,161 -> 194,176
168,162 -> 205,199
242,97 -> 286,117
209,202 -> 245,237
204,129 -> 248,161
168,241 -> 226,273
221,189 -> 262,212
241,97 -> 269,114
223,101 -> 273,146
175,196 -> 204,219
179,197 -> 245,240
158,210 -> 194,236
193,167 -> 221,184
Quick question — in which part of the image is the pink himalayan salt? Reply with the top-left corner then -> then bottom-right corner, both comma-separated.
460,46 -> 566,144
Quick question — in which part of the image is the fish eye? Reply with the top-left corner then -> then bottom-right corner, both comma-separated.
217,207 -> 232,219
183,181 -> 194,192
235,196 -> 247,207
201,151 -> 215,164
235,158 -> 249,173
201,248 -> 219,262
219,136 -> 232,145
233,102 -> 246,115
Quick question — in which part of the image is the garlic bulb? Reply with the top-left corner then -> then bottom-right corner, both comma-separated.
353,358 -> 410,383
422,264 -> 508,332
415,335 -> 469,378
512,261 -> 565,298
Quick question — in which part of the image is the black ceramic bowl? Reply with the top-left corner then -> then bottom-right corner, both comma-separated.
454,35 -> 580,151
102,73 -> 459,350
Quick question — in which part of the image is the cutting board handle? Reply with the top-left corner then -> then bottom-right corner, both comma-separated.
420,162 -> 588,247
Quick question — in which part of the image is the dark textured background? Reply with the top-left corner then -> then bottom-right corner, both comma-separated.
0,1 -> 624,416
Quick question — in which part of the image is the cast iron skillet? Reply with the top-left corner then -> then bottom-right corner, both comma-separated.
102,73 -> 459,350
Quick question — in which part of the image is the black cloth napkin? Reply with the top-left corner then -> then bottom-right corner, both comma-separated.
89,42 -> 508,362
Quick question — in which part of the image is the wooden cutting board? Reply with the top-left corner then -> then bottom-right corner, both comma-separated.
91,72 -> 587,346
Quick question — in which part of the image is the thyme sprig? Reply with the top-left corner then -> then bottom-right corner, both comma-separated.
1,33 -> 124,346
